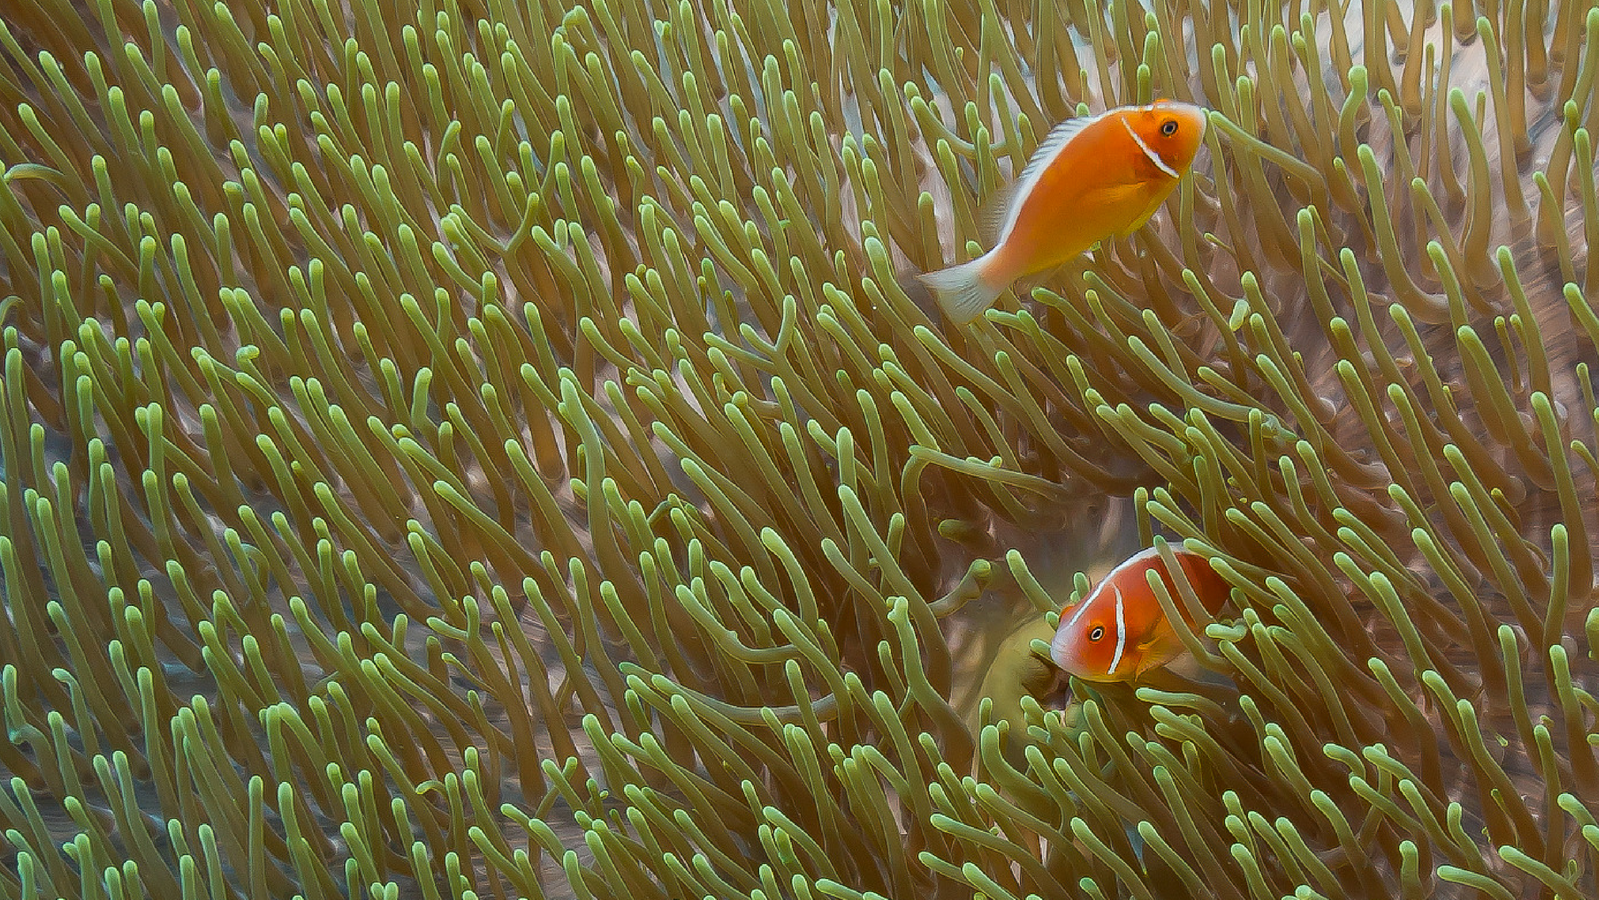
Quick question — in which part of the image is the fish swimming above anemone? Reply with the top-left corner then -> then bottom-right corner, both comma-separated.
1050,545 -> 1229,682
920,99 -> 1209,324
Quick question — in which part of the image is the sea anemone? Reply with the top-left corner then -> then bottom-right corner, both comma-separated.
1,0 -> 1595,898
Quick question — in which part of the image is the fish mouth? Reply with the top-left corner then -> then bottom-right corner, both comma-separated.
1047,623 -> 1075,672
1049,619 -> 1099,678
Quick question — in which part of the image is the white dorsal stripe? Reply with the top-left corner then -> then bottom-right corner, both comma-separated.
1107,583 -> 1128,676
1059,584 -> 1099,632
1061,544 -> 1165,633
992,112 -> 1102,247
1120,115 -> 1180,179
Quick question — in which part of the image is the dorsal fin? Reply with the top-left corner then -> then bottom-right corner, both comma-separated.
976,180 -> 1017,245
991,112 -> 1102,246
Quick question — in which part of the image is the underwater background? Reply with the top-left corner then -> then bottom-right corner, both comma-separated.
2,0 -> 1597,897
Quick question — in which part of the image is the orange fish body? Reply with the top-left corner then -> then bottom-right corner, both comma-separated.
920,100 -> 1209,324
1049,546 -> 1228,682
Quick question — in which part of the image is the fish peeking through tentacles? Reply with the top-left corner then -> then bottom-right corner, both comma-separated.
1050,545 -> 1229,682
919,99 -> 1209,324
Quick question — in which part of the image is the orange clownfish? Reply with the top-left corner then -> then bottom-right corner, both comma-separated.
920,99 -> 1209,324
1049,546 -> 1228,682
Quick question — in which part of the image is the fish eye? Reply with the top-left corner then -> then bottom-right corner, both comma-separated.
1088,625 -> 1105,642
1160,119 -> 1179,136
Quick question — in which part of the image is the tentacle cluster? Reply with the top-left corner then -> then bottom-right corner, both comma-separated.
0,0 -> 1595,898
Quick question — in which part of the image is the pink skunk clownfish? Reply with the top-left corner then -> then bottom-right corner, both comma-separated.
1050,546 -> 1228,683
920,99 -> 1209,324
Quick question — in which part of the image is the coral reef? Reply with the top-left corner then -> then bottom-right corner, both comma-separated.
1,0 -> 1596,898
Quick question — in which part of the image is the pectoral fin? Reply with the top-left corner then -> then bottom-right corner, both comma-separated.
1132,631 -> 1187,677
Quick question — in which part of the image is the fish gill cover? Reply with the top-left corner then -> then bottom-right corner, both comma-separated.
0,0 -> 1595,898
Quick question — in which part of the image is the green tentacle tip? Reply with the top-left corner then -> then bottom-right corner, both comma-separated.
937,518 -> 984,541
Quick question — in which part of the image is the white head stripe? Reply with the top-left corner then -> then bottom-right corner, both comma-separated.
1120,116 -> 1180,179
1107,583 -> 1128,676
1106,585 -> 1132,677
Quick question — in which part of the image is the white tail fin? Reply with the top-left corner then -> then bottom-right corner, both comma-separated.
918,253 -> 1004,324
